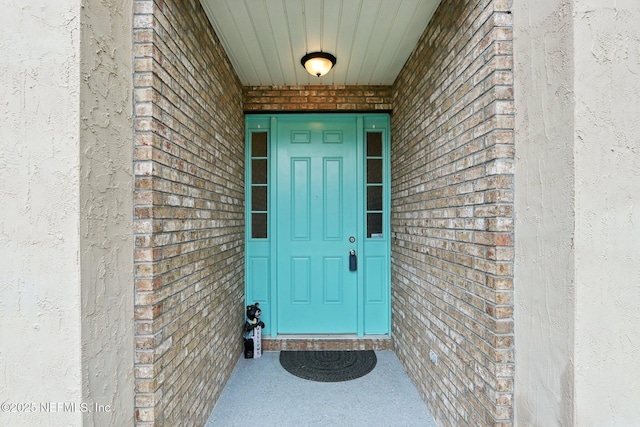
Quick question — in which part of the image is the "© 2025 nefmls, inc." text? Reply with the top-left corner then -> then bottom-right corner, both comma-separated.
1,401 -> 112,413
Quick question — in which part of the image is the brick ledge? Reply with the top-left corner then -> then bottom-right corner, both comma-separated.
261,334 -> 392,351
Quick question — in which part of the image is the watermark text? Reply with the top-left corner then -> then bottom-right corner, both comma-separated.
1,402 -> 112,413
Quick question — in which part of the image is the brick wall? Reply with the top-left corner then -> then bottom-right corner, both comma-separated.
130,0 -> 514,425
244,85 -> 392,112
133,1 -> 245,425
391,1 -> 515,426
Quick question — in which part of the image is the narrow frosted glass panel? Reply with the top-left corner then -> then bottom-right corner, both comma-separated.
252,159 -> 267,184
367,159 -> 382,184
367,186 -> 383,211
252,213 -> 268,238
367,213 -> 383,238
251,132 -> 268,157
252,185 -> 267,211
366,132 -> 383,156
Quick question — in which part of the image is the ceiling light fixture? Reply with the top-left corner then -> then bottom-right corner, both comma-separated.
301,52 -> 337,77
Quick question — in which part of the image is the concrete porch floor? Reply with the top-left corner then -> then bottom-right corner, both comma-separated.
206,350 -> 438,427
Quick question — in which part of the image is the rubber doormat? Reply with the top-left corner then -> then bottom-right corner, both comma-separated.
279,350 -> 377,382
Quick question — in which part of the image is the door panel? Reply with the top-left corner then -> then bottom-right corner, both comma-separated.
324,159 -> 343,239
291,257 -> 310,303
291,158 -> 310,239
277,117 -> 358,333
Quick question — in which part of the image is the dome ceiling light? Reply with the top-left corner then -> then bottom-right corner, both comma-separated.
300,52 -> 337,77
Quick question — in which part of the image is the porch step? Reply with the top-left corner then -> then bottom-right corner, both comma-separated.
261,334 -> 392,351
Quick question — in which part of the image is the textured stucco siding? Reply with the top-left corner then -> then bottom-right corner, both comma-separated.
513,1 -> 576,425
573,2 -> 640,425
0,2 -> 83,426
514,0 -> 640,425
0,0 -> 134,425
80,0 -> 135,425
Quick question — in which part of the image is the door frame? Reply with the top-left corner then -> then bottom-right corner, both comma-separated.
245,113 -> 391,337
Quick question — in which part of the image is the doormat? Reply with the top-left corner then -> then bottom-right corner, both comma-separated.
279,350 -> 377,382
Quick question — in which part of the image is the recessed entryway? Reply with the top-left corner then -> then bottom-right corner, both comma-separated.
245,114 -> 391,337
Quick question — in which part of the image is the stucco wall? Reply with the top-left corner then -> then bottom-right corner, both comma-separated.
514,0 -> 640,425
513,1 -> 576,425
80,0 -> 134,425
573,2 -> 640,424
0,0 -> 134,425
0,2 -> 83,425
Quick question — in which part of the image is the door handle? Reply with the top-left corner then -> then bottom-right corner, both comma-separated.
349,249 -> 357,271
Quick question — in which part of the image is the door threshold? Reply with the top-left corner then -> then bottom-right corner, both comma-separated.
269,334 -> 390,340
261,334 -> 392,351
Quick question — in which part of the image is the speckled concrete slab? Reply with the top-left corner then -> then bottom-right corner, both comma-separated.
205,351 -> 438,427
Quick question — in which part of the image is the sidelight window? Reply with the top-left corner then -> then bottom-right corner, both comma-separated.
250,131 -> 268,238
366,132 -> 384,238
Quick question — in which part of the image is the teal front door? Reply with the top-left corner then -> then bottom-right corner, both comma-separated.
245,113 -> 391,337
276,116 -> 358,333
